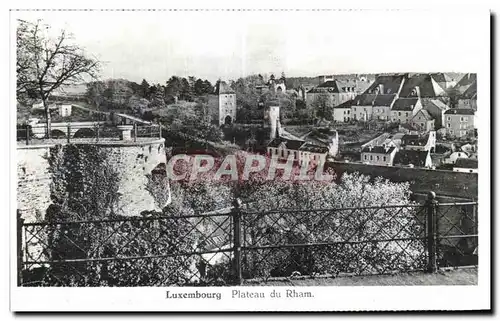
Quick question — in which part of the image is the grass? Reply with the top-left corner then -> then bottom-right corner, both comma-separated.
243,267 -> 477,286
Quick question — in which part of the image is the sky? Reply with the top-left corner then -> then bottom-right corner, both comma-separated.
12,9 -> 487,84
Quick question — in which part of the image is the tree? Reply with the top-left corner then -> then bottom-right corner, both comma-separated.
312,93 -> 332,120
140,79 -> 150,99
194,79 -> 205,96
85,81 -> 106,110
202,80 -> 213,94
16,19 -> 100,137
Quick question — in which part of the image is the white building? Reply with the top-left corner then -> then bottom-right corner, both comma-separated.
443,109 -> 475,138
391,97 -> 423,123
360,145 -> 397,166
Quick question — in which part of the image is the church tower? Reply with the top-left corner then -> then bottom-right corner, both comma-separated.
216,81 -> 237,126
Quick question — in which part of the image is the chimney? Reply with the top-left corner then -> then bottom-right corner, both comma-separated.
379,84 -> 385,94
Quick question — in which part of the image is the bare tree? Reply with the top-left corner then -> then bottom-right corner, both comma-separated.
16,19 -> 100,137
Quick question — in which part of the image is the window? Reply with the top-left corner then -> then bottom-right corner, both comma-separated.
449,130 -> 454,134
447,123 -> 451,128
447,116 -> 451,121
464,117 -> 468,122
364,155 -> 367,160
383,156 -> 387,161
406,112 -> 409,117
460,117 -> 464,122
376,156 -> 380,161
370,155 -> 373,161
398,112 -> 401,116
418,116 -> 421,120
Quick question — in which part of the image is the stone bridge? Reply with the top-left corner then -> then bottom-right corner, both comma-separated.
30,121 -> 107,138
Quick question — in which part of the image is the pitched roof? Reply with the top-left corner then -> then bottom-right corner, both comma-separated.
307,80 -> 357,94
444,109 -> 475,115
401,134 -> 429,146
353,94 -> 377,106
413,109 -> 433,121
373,94 -> 397,107
421,98 -> 450,111
334,100 -> 354,109
456,73 -> 477,88
361,146 -> 396,154
363,74 -> 406,95
392,97 -> 420,111
461,81 -> 477,99
394,150 -> 430,167
216,81 -> 235,94
299,143 -> 329,153
399,73 -> 444,98
454,158 -> 478,169
430,73 -> 454,83
267,137 -> 305,150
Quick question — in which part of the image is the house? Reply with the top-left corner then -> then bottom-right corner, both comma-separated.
443,151 -> 469,164
457,81 -> 477,111
351,94 -> 377,121
306,80 -> 358,108
391,97 -> 423,123
332,100 -> 353,122
420,98 -> 450,128
400,131 -> 436,152
58,104 -> 72,117
409,109 -> 435,132
453,158 -> 478,173
360,145 -> 397,166
371,94 -> 398,120
393,150 -> 433,168
443,109 -> 475,138
301,128 -> 339,157
267,137 -> 329,166
351,74 -> 407,121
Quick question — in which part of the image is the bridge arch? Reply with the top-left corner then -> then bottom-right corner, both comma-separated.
73,128 -> 96,138
50,129 -> 66,139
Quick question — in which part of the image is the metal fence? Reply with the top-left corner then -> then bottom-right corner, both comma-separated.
17,122 -> 162,145
17,193 -> 478,287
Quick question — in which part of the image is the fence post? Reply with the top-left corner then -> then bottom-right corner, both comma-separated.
426,191 -> 438,273
232,198 -> 243,285
26,125 -> 30,146
66,123 -> 71,144
17,210 -> 24,286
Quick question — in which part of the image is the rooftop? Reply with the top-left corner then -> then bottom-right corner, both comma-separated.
361,145 -> 396,154
216,81 -> 235,95
392,97 -> 420,111
393,150 -> 430,167
444,109 -> 475,115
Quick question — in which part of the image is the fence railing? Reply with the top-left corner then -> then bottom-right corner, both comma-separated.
17,192 -> 478,287
17,122 -> 162,145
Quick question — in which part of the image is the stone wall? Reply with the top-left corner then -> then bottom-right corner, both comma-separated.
17,139 -> 170,222
17,145 -> 53,222
326,161 -> 478,199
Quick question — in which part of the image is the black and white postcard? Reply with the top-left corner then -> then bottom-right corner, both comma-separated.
9,6 -> 491,312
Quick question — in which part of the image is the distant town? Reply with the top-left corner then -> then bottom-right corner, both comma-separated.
20,71 -> 478,175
